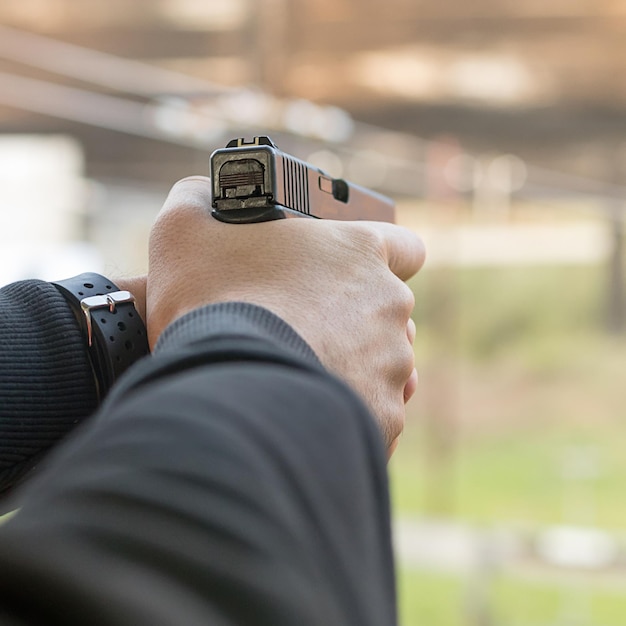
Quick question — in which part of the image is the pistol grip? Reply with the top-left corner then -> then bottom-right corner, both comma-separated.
211,206 -> 314,224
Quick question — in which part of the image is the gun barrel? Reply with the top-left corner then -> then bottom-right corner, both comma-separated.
210,136 -> 395,224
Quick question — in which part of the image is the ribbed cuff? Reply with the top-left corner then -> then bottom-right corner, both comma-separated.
155,302 -> 321,369
0,279 -> 98,493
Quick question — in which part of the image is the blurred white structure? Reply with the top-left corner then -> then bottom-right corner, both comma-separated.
0,134 -> 102,286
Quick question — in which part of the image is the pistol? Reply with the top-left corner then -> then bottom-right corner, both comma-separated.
210,136 -> 395,224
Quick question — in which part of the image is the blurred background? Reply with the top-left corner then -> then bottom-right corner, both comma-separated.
1,1 -> 626,623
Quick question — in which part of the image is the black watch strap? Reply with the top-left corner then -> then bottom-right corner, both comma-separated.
51,273 -> 149,400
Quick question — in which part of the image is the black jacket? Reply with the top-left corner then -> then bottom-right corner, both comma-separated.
0,280 -> 396,625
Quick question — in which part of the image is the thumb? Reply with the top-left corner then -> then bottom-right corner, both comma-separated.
159,176 -> 214,220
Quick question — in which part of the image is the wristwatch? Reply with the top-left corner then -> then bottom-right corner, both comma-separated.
51,273 -> 149,400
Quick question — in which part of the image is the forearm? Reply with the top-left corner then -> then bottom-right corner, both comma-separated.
0,274 -> 148,497
0,304 -> 396,626
0,280 -> 98,494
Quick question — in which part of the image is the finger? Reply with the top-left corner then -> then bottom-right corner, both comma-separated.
387,436 -> 400,461
405,319 -> 418,403
407,317 -> 416,345
365,222 -> 426,281
404,368 -> 418,404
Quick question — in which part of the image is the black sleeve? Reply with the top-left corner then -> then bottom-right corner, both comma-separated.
0,280 -> 98,495
0,303 -> 397,626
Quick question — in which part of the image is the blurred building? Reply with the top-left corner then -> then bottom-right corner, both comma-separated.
0,0 -> 625,184
0,0 -> 625,281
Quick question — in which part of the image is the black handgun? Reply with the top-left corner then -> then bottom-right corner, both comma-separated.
210,136 -> 395,224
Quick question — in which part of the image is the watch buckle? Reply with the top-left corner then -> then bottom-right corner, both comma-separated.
80,291 -> 135,347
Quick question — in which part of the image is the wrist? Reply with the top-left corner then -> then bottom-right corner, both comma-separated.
111,275 -> 147,322
51,273 -> 150,401
154,301 -> 322,369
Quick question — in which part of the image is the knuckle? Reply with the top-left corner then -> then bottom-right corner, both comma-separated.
390,279 -> 415,317
400,281 -> 415,312
383,336 -> 415,386
343,222 -> 386,257
398,343 -> 415,377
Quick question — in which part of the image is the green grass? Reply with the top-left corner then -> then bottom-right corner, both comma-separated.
393,261 -> 626,625
390,421 -> 626,528
397,569 -> 464,626
393,263 -> 626,526
410,264 -> 611,366
397,568 -> 626,626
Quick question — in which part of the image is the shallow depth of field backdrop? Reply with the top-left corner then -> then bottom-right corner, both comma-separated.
1,2 -> 626,624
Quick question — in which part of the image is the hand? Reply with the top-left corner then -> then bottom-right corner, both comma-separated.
147,177 -> 425,455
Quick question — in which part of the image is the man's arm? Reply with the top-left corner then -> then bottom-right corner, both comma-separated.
0,280 -> 98,493
148,177 -> 425,452
0,175 -> 424,625
0,276 -> 147,497
0,302 -> 397,626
